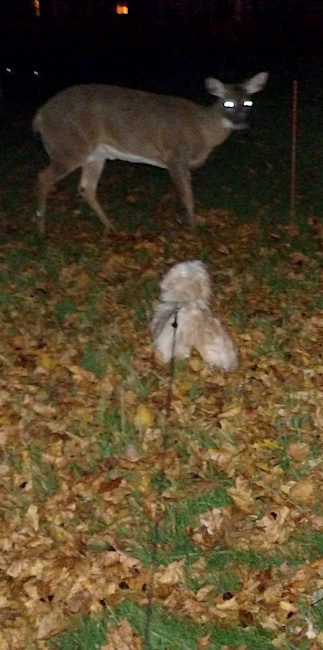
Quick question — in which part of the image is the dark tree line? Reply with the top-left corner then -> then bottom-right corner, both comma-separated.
1,0 -> 314,21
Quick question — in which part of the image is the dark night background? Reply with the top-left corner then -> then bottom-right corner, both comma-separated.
1,1 -> 323,96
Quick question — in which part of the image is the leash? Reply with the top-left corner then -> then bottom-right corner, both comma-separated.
143,306 -> 179,649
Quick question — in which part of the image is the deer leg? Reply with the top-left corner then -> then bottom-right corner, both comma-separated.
36,160 -> 77,234
167,159 -> 195,226
37,164 -> 61,234
79,158 -> 115,231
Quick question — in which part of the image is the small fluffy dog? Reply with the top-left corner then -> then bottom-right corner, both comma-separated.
150,261 -> 238,371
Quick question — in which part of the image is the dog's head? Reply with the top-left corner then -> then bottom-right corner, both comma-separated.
160,261 -> 211,303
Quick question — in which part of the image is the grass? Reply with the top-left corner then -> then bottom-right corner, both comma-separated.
47,601 -> 276,650
1,56 -> 323,650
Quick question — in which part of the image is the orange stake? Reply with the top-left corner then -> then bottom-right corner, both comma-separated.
290,80 -> 298,220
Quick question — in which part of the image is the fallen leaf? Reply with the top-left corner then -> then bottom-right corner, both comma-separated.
133,404 -> 154,429
288,442 -> 310,461
289,477 -> 316,506
228,477 -> 254,513
101,619 -> 142,650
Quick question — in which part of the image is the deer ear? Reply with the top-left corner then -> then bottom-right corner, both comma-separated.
244,72 -> 269,94
205,77 -> 226,98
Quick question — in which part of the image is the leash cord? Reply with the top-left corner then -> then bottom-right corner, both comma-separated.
143,306 -> 179,649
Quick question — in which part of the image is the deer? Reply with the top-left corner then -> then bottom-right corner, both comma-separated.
32,72 -> 268,233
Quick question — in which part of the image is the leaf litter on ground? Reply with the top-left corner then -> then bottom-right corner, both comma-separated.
1,207 -> 323,649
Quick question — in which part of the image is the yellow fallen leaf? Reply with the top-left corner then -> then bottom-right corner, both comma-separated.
218,406 -> 241,419
215,596 -> 239,610
37,352 -> 58,371
279,600 -> 297,612
0,416 -> 12,427
133,404 -> 154,430
260,439 -> 282,449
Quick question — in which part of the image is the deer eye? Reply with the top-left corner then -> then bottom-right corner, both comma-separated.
223,100 -> 235,108
243,100 -> 253,107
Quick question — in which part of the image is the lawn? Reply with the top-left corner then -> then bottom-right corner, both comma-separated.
1,56 -> 323,650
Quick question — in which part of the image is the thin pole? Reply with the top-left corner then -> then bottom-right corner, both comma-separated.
290,80 -> 298,221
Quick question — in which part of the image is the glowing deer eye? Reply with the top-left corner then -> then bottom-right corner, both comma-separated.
243,100 -> 253,107
223,101 -> 235,108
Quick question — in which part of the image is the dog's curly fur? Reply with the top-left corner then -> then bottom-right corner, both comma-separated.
151,261 -> 238,371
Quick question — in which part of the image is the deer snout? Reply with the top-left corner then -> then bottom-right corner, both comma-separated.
231,121 -> 250,131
